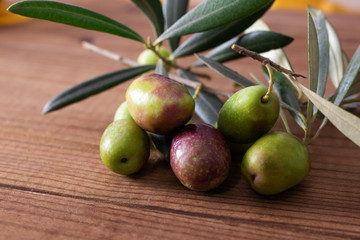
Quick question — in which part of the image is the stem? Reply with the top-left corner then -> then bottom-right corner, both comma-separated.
82,41 -> 232,98
231,44 -> 306,79
82,41 -> 138,67
261,62 -> 274,103
146,42 -> 211,79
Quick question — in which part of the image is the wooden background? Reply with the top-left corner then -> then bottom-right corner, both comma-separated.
1,1 -> 359,239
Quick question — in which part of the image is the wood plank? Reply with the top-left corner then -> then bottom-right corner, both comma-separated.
1,1 -> 360,239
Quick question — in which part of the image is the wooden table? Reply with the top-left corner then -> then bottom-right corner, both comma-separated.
1,1 -> 359,239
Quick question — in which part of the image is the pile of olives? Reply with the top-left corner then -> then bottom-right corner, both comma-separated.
100,58 -> 310,195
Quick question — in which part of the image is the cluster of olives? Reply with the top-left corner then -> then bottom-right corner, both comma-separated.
100,55 -> 310,195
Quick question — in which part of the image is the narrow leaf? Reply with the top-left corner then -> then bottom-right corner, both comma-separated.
178,70 -> 223,126
163,0 -> 189,51
307,12 -> 319,122
155,60 -> 168,77
192,30 -> 293,66
308,6 -> 329,97
155,0 -> 273,44
327,20 -> 344,87
332,45 -> 360,106
297,83 -> 360,147
8,0 -> 144,43
195,55 -> 255,87
131,0 -> 164,37
43,65 -> 154,113
172,2 -> 273,58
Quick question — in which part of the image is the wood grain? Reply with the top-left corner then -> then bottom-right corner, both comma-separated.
0,1 -> 360,239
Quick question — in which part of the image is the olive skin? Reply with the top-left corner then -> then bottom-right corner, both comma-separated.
217,85 -> 280,144
126,73 -> 195,135
241,132 -> 310,195
170,123 -> 231,191
113,101 -> 133,121
100,119 -> 150,175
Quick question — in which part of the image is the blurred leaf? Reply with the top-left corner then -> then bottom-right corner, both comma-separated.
297,83 -> 360,147
332,46 -> 360,106
43,65 -> 154,114
346,82 -> 360,98
155,0 -> 273,44
172,2 -> 273,58
195,55 -> 255,87
326,20 -> 344,88
192,30 -> 293,66
178,70 -> 223,126
131,0 -> 164,37
155,60 -> 168,77
8,0 -> 145,43
163,0 -> 189,51
308,6 -> 329,98
150,133 -> 172,159
263,67 -> 305,130
307,12 -> 319,123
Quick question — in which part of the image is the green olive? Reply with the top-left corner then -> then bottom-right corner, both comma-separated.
100,119 -> 150,175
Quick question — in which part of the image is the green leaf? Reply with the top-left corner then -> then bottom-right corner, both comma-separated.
307,12 -> 319,122
192,30 -> 293,66
155,0 -> 273,44
172,2 -> 273,58
131,0 -> 164,37
163,0 -> 189,51
308,6 -> 329,98
178,70 -> 223,126
297,83 -> 360,147
155,60 -> 168,77
263,67 -> 305,130
195,55 -> 255,87
43,65 -> 154,114
8,0 -> 144,43
332,45 -> 360,106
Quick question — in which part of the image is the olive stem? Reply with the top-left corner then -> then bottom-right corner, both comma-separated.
261,62 -> 274,103
192,84 -> 203,100
82,41 -> 138,67
145,42 -> 211,79
231,44 -> 306,79
81,41 -> 232,98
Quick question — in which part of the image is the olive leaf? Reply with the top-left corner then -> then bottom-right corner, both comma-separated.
306,12 -> 319,124
163,0 -> 189,51
195,55 -> 255,87
154,0 -> 273,44
297,83 -> 360,147
332,46 -> 360,106
8,0 -> 145,43
308,6 -> 329,98
172,2 -> 273,58
326,20 -> 344,88
178,70 -> 223,126
131,0 -> 164,37
155,60 -> 168,77
192,30 -> 293,66
43,65 -> 154,113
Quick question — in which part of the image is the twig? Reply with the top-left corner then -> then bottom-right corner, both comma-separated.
82,41 -> 138,67
82,41 -> 232,98
146,42 -> 211,79
231,44 -> 307,79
